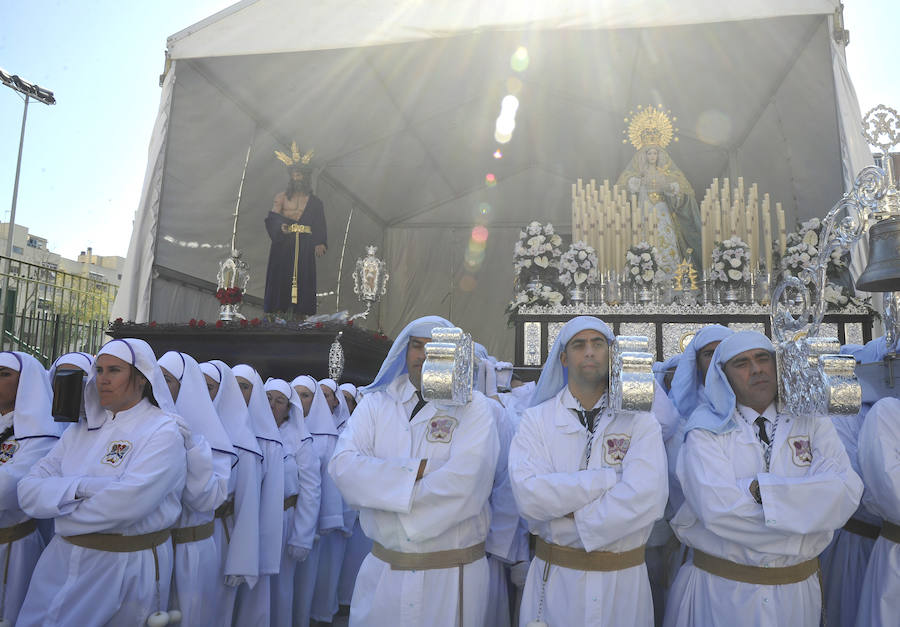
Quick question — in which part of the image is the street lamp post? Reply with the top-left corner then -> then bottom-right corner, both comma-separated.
1,68 -> 55,349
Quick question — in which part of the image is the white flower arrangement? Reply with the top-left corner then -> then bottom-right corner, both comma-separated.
710,237 -> 751,286
513,221 -> 563,280
624,242 -> 659,287
505,283 -> 565,319
823,283 -> 850,309
780,217 -> 850,282
558,241 -> 598,288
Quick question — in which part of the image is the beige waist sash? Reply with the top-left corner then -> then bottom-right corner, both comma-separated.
843,517 -> 881,540
214,498 -> 234,519
171,520 -> 215,545
371,541 -> 485,571
63,529 -> 171,553
882,520 -> 900,544
371,541 -> 485,627
535,537 -> 646,572
0,518 -> 37,544
693,549 -> 818,585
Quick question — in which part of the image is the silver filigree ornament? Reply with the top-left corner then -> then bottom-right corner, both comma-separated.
608,336 -> 654,412
421,327 -> 474,406
769,164 -> 888,416
328,331 -> 345,380
216,250 -> 250,321
350,245 -> 390,321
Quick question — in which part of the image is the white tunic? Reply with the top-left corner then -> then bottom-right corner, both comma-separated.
854,397 -> 900,627
509,387 -> 668,627
17,399 -> 186,626
665,406 -> 863,627
483,399 -> 520,627
329,376 -> 500,627
272,422 -> 321,627
0,411 -> 60,625
171,436 -> 231,627
818,412 -> 880,627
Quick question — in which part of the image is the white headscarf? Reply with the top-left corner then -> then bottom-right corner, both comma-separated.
0,351 -> 64,439
474,343 -> 499,397
670,324 -> 734,418
158,351 -> 235,459
200,361 -> 263,458
264,378 -> 313,453
338,382 -> 359,403
232,364 -> 283,446
320,378 -> 350,429
529,316 -> 615,407
292,374 -> 337,436
84,339 -> 175,431
362,315 -> 454,394
48,351 -> 94,380
684,331 -> 775,434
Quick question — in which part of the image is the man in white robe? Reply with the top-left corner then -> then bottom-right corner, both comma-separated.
816,334 -> 889,626
854,395 -> 900,625
329,315 -> 499,627
509,316 -> 668,626
664,331 -> 863,627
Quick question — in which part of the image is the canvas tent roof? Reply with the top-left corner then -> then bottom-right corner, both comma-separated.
113,0 -> 872,361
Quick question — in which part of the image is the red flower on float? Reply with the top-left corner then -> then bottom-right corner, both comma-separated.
216,287 -> 244,306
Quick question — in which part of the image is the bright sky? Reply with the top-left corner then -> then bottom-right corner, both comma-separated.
1,1 -> 898,261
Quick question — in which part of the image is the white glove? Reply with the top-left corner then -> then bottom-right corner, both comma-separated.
288,545 -> 310,562
510,561 -> 529,588
76,476 -> 114,499
670,182 -> 680,194
224,575 -> 245,587
175,417 -> 193,449
484,364 -> 499,399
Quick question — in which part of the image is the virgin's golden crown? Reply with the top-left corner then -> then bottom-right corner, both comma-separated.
623,105 -> 678,150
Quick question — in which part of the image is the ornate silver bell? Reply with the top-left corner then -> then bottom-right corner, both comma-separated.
856,216 -> 900,292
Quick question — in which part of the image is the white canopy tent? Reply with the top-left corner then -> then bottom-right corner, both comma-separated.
112,0 -> 873,360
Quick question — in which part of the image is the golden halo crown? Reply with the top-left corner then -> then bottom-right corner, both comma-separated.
274,141 -> 314,167
622,105 -> 678,150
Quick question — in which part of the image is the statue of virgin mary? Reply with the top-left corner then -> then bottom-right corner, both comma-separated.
615,106 -> 702,276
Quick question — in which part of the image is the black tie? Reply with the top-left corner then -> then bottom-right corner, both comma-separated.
410,391 -> 427,421
755,416 -> 771,445
574,408 -> 602,432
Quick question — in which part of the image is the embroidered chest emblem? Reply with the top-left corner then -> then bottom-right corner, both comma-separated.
603,434 -> 631,466
426,416 -> 459,443
788,436 -> 812,466
102,440 -> 133,466
0,440 -> 18,464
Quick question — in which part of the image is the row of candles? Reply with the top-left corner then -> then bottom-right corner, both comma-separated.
571,178 -> 659,273
699,177 -> 786,274
571,176 -> 787,274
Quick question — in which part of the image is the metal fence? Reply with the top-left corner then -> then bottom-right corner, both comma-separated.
0,256 -> 117,365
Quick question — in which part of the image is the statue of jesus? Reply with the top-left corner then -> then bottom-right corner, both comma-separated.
264,144 -> 327,318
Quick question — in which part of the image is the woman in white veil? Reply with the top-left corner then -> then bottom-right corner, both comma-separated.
158,350 -> 235,627
265,377 -> 321,627
0,352 -> 65,625
232,363 -> 285,627
19,339 -> 187,626
199,360 -> 263,626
